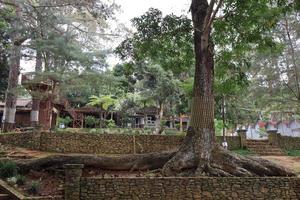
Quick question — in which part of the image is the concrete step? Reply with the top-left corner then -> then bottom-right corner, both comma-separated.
246,140 -> 285,155
247,146 -> 281,149
249,150 -> 283,154
247,148 -> 285,156
256,153 -> 284,156
246,142 -> 269,145
247,140 -> 269,142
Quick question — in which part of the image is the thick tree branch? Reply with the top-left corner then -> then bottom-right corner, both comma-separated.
283,15 -> 300,99
204,0 -> 216,29
204,0 -> 224,33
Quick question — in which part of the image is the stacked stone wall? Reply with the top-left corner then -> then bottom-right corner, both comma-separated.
0,132 -> 41,149
268,133 -> 300,150
278,136 -> 300,150
80,177 -> 300,200
40,133 -> 134,154
1,131 -> 241,154
39,133 -> 240,153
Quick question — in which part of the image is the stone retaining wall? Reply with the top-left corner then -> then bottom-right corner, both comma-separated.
43,132 -> 240,154
80,177 -> 300,200
39,133 -> 186,154
268,132 -> 300,150
0,132 -> 41,149
278,135 -> 300,150
40,133 -> 135,154
1,131 -> 299,154
0,132 -> 241,154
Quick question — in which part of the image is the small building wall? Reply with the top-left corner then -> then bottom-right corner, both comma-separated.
0,111 -> 31,128
14,111 -> 31,127
80,177 -> 300,200
277,122 -> 293,136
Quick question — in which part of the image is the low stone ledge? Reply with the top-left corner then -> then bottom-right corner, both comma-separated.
80,177 -> 300,200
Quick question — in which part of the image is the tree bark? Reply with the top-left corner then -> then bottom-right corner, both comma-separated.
283,16 -> 300,100
0,150 -> 294,177
30,51 -> 43,127
2,1 -> 23,132
1,0 -> 294,178
3,152 -> 176,173
162,0 -> 215,176
160,0 -> 294,177
155,102 -> 164,134
1,45 -> 20,132
179,113 -> 183,132
222,95 -> 226,142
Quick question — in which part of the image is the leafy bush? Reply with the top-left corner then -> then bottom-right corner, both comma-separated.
0,161 -> 18,178
85,115 -> 98,128
287,150 -> 300,156
88,128 -> 98,134
164,129 -> 184,136
214,119 -> 224,136
29,181 -> 40,194
57,116 -> 72,127
106,119 -> 117,128
16,174 -> 26,186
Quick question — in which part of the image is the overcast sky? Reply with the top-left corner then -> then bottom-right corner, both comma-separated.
22,0 -> 191,72
115,0 -> 190,24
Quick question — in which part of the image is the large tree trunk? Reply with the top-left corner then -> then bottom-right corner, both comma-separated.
154,102 -> 164,134
30,51 -> 43,127
161,0 -> 295,177
2,45 -> 21,132
162,0 -> 215,176
0,0 -> 294,178
1,1 -> 23,132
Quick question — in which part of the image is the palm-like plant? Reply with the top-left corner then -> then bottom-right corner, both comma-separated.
87,95 -> 117,110
87,95 -> 118,127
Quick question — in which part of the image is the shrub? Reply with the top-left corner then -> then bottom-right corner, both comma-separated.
85,115 -> 98,128
28,181 -> 40,194
16,175 -> 26,186
0,161 -> 18,178
287,150 -> 300,156
89,128 -> 98,134
57,116 -> 72,127
165,129 -> 182,135
106,119 -> 116,128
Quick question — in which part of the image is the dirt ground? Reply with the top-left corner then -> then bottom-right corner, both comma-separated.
261,156 -> 300,176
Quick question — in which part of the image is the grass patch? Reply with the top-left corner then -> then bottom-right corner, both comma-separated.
232,149 -> 256,156
286,150 -> 300,156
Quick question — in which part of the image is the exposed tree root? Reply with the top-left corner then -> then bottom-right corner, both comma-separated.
0,151 -> 176,173
161,140 -> 295,177
0,145 -> 294,177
